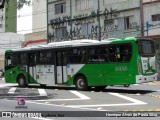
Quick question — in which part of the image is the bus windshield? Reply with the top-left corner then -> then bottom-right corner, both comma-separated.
138,39 -> 155,57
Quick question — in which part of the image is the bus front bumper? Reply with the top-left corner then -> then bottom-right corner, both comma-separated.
136,73 -> 158,84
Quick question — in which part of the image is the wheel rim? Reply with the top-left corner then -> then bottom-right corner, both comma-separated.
19,77 -> 24,85
77,78 -> 85,89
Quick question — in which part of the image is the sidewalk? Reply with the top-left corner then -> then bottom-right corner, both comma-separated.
143,80 -> 160,85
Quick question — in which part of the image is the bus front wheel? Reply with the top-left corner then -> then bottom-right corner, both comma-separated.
17,75 -> 27,87
75,75 -> 88,91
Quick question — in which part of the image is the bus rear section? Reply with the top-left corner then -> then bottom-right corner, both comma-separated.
136,39 -> 158,84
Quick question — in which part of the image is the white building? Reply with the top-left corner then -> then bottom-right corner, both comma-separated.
32,0 -> 47,33
0,33 -> 24,68
47,0 -> 142,42
23,0 -> 47,47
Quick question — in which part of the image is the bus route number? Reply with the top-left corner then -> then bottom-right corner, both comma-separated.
115,66 -> 128,71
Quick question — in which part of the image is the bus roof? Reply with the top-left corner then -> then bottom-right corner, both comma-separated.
5,37 -> 137,52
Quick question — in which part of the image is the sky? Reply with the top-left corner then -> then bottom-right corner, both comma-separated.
17,4 -> 32,34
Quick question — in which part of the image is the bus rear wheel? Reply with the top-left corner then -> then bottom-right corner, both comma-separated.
75,76 -> 88,91
17,75 -> 27,87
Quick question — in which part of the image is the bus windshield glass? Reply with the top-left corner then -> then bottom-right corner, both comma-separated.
138,39 -> 155,57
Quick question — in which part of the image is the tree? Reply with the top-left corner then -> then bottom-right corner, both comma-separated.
17,0 -> 31,10
0,0 -> 31,10
0,0 -> 5,9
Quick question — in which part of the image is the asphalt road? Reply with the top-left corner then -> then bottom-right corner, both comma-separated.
0,79 -> 160,120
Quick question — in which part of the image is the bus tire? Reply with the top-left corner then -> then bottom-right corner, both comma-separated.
75,75 -> 88,91
17,75 -> 27,87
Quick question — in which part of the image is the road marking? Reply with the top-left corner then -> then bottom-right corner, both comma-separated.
70,91 -> 90,99
36,90 -> 90,101
38,89 -> 47,96
8,87 -> 17,94
66,93 -> 147,108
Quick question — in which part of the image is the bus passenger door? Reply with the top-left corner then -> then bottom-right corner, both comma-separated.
56,51 -> 68,84
28,53 -> 37,83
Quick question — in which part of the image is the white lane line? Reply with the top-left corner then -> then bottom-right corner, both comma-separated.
133,84 -> 139,85
70,90 -> 90,99
110,93 -> 146,104
36,90 -> 90,101
31,117 -> 53,120
8,87 -> 17,94
66,93 -> 147,108
38,89 -> 47,96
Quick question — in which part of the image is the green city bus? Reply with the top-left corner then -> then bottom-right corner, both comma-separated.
4,37 -> 158,90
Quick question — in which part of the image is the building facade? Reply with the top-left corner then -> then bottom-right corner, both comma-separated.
143,0 -> 160,47
47,0 -> 142,42
32,0 -> 47,33
22,0 -> 47,47
142,0 -> 160,73
0,33 -> 24,68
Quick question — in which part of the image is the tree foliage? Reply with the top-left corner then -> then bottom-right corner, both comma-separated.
0,0 -> 31,10
0,0 -> 5,9
17,0 -> 31,10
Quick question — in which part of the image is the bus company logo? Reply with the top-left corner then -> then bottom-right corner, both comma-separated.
15,98 -> 27,109
18,98 -> 25,105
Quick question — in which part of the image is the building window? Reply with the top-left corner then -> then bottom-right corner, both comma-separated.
55,2 -> 66,14
55,27 -> 67,39
76,0 -> 93,10
80,23 -> 92,35
152,14 -> 160,21
124,17 -> 130,29
118,17 -> 130,30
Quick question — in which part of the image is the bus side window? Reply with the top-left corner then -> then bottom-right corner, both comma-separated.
81,49 -> 87,63
19,53 -> 26,65
12,56 -> 17,65
6,56 -> 11,66
122,46 -> 132,62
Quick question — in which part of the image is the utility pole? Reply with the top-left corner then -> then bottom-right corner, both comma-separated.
140,0 -> 144,37
70,0 -> 73,40
98,0 -> 101,41
146,21 -> 153,36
